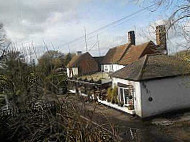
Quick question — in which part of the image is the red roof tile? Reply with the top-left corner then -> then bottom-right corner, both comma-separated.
119,41 -> 159,65
101,44 -> 130,64
67,52 -> 99,76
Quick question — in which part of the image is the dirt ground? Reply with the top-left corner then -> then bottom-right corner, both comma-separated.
57,94 -> 190,142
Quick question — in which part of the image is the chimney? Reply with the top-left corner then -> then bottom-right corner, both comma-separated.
76,51 -> 82,56
156,25 -> 167,54
128,31 -> 135,45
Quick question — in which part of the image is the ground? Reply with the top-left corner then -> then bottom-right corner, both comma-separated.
57,94 -> 190,142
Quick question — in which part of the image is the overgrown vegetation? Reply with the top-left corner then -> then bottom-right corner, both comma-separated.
0,49 -> 120,141
0,24 -> 119,142
0,97 -> 120,142
107,86 -> 118,104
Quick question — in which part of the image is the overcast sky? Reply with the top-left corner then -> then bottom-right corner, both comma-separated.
0,0 -> 187,59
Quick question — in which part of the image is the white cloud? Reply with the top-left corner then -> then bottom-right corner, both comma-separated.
0,0 -> 90,43
1,0 -> 188,59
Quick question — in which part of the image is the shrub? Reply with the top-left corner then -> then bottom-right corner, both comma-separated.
111,86 -> 118,104
106,86 -> 118,104
107,87 -> 112,102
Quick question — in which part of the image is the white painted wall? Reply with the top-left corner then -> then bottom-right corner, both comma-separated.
66,67 -> 79,78
140,76 -> 190,118
112,77 -> 142,117
101,64 -> 125,72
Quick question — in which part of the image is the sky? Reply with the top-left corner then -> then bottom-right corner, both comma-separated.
0,0 -> 188,60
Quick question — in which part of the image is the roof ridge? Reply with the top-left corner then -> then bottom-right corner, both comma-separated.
137,54 -> 149,80
139,41 -> 154,58
118,43 -> 131,63
108,43 -> 127,50
67,52 -> 91,67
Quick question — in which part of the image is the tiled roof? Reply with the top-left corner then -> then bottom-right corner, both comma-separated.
111,54 -> 190,81
101,44 -> 130,64
102,41 -> 160,66
119,41 -> 160,65
66,52 -> 99,75
66,54 -> 81,68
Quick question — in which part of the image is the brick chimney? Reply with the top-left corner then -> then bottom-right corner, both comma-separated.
156,25 -> 167,54
128,31 -> 135,45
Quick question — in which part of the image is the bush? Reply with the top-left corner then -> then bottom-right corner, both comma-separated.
107,87 -> 112,102
106,86 -> 118,104
0,98 -> 119,142
111,86 -> 118,104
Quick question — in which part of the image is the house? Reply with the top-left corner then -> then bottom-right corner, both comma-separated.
101,31 -> 133,73
66,52 -> 99,78
110,54 -> 190,118
93,56 -> 104,72
101,42 -> 130,72
66,52 -> 110,99
101,25 -> 167,73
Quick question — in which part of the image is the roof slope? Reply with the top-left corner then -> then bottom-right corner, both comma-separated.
67,52 -> 94,68
67,54 -> 81,68
111,54 -> 190,81
119,41 -> 159,65
67,52 -> 99,75
101,44 -> 129,64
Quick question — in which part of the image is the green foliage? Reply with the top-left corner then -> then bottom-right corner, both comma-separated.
64,53 -> 72,66
112,86 -> 118,104
37,50 -> 65,76
175,50 -> 190,62
107,87 -> 112,102
0,49 -> 69,108
0,50 -> 119,141
37,50 -> 68,95
44,71 -> 67,94
107,86 -> 118,104
0,51 -> 34,105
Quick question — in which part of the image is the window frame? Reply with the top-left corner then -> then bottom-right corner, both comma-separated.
118,86 -> 134,106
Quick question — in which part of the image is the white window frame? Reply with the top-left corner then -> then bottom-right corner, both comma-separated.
118,86 -> 134,106
109,64 -> 113,72
104,65 -> 108,72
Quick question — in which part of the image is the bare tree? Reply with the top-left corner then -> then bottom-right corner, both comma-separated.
133,0 -> 190,52
0,23 -> 11,59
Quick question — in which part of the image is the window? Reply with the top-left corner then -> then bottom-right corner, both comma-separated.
109,65 -> 113,72
101,65 -> 104,71
120,88 -> 124,102
119,86 -> 134,106
104,65 -> 108,72
124,89 -> 130,104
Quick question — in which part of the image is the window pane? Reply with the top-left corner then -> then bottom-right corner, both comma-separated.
120,88 -> 124,102
124,89 -> 129,104
124,89 -> 129,96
